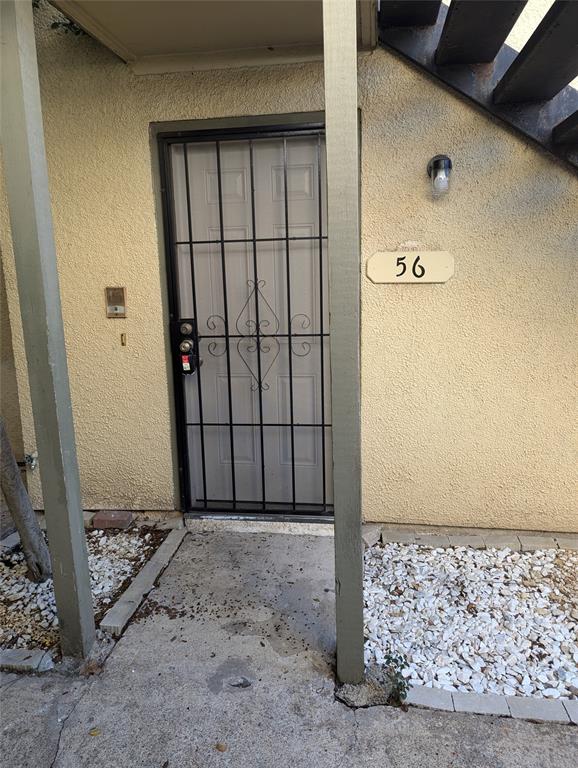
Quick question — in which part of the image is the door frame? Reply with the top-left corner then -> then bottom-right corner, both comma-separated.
155,113 -> 336,521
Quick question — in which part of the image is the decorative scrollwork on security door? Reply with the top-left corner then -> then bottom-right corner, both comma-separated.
206,314 -> 227,357
290,313 -> 313,357
235,280 -> 280,337
232,280 -> 281,390
206,282 -> 313,389
237,336 -> 281,391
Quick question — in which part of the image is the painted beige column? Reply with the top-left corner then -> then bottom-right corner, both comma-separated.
1,0 -> 95,657
322,0 -> 365,683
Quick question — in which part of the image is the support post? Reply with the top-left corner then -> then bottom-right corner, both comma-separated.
1,0 -> 95,657
322,0 -> 365,683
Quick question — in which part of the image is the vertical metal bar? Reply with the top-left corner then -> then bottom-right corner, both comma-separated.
1,0 -> 95,658
282,138 -> 296,510
248,141 -> 267,510
323,0 -> 364,683
316,135 -> 327,510
160,140 -> 191,513
215,142 -> 237,506
182,143 -> 208,506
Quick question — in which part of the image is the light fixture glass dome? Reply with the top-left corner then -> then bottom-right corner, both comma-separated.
427,155 -> 452,197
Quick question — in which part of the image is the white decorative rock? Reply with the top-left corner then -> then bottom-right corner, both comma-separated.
363,542 -> 578,701
1,529 -> 157,652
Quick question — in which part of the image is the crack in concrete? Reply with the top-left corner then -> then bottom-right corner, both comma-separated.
48,682 -> 92,768
0,675 -> 23,693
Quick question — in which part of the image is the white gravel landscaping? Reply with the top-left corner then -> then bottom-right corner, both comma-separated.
364,543 -> 578,700
0,528 -> 162,651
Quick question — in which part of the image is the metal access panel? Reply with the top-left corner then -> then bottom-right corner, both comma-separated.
158,124 -> 333,518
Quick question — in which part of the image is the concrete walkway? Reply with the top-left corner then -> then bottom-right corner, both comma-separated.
1,531 -> 576,768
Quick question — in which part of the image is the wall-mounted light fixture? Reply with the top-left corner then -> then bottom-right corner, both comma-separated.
427,155 -> 452,197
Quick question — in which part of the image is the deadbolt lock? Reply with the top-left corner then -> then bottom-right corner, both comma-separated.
172,318 -> 200,375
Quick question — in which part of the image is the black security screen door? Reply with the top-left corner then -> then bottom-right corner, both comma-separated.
159,125 -> 332,517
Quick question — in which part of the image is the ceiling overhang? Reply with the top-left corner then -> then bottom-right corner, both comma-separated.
52,0 -> 377,75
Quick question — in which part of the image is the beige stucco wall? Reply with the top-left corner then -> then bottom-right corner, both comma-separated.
0,259 -> 24,535
361,67 -> 577,532
1,7 -> 576,530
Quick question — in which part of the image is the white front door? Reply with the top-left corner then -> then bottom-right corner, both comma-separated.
165,129 -> 331,515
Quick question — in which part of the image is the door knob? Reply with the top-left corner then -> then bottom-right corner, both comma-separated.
171,318 -> 201,375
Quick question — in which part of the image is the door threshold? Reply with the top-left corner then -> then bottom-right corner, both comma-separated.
184,511 -> 334,525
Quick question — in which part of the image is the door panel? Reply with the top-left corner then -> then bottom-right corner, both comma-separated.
163,128 -> 331,515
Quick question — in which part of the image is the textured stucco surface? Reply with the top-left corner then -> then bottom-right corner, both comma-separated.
0,260 -> 24,535
0,264 -> 22,457
359,58 -> 577,532
0,6 -> 576,529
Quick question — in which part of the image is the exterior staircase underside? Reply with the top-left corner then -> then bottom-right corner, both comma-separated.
379,1 -> 578,172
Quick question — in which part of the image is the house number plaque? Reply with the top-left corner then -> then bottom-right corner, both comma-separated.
366,251 -> 454,284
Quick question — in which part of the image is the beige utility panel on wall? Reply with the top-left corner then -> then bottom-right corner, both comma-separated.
105,286 -> 127,317
366,251 -> 454,284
